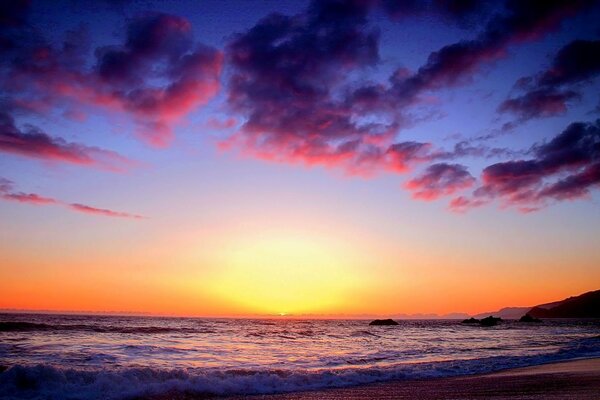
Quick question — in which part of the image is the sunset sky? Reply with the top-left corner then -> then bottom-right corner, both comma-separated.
1,0 -> 599,317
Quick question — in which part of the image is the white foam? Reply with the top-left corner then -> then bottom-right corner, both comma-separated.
2,344 -> 600,400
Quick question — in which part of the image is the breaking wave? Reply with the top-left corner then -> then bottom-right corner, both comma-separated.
1,336 -> 599,400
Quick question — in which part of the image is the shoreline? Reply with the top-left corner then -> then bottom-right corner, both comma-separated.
228,357 -> 600,400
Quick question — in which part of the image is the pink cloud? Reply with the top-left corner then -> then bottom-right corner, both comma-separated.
405,163 -> 475,201
2,192 -> 58,205
1,12 -> 222,148
69,203 -> 144,219
0,177 -> 144,219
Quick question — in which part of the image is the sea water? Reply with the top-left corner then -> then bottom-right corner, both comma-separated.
1,313 -> 599,399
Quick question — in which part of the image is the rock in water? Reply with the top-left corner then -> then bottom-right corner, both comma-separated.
369,319 -> 399,326
480,316 -> 502,326
519,314 -> 542,323
462,317 -> 480,324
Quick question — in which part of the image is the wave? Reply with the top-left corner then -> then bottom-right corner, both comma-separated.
1,336 -> 599,400
0,321 -> 208,335
350,329 -> 380,337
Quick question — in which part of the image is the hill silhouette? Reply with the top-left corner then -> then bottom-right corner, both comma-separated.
528,290 -> 600,318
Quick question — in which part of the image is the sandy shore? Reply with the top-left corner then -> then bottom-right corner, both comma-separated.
230,358 -> 600,400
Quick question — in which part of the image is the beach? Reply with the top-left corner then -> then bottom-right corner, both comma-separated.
236,358 -> 600,400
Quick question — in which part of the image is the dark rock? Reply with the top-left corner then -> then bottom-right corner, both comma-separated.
462,317 -> 480,324
519,314 -> 542,323
369,319 -> 399,326
480,316 -> 502,326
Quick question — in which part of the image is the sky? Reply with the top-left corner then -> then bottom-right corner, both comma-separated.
1,0 -> 599,317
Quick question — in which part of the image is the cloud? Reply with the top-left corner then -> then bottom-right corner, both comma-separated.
69,203 -> 144,219
2,192 -> 58,205
537,39 -> 600,86
389,0 -> 589,100
221,0 -> 593,214
0,177 -> 143,219
1,9 -> 222,147
454,120 -> 600,212
382,0 -> 493,26
2,0 -> 596,216
448,195 -> 488,213
225,0 -> 391,169
223,0 -> 589,177
499,39 -> 600,122
0,0 -> 29,28
431,140 -> 523,161
384,141 -> 432,172
405,163 -> 475,200
91,13 -> 223,146
498,88 -> 581,120
0,111 -> 132,171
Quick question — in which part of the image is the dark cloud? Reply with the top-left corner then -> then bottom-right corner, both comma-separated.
224,0 -> 590,179
2,0 -> 596,215
91,13 -> 222,146
225,0 -> 572,174
0,177 -> 143,218
498,88 -> 581,120
382,0 -> 494,27
455,120 -> 600,211
537,162 -> 600,200
538,39 -> 600,86
405,163 -> 475,200
390,0 -> 591,99
432,140 -> 523,161
0,111 -> 132,171
0,0 -> 29,29
0,10 -> 222,147
224,0 -> 404,170
499,39 -> 600,122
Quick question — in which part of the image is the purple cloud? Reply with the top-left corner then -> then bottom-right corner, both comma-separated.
92,13 -> 223,146
454,120 -> 600,212
0,111 -> 132,171
0,177 -> 144,219
224,0 -> 391,169
223,0 -> 590,177
389,0 -> 590,99
405,163 -> 475,200
498,88 -> 581,120
499,39 -> 600,122
1,9 -> 222,147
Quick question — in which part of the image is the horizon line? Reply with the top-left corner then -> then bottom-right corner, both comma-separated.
0,308 -> 517,320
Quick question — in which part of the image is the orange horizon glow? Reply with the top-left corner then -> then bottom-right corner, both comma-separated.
2,213 -> 598,318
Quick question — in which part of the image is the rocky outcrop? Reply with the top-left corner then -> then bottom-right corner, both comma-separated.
519,314 -> 542,323
369,319 -> 399,326
480,316 -> 502,326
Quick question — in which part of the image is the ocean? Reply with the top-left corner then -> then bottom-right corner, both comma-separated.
0,313 -> 599,399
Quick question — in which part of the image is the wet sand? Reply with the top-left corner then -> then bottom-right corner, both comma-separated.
232,358 -> 600,400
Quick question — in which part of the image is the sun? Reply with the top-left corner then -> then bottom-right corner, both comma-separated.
208,232 -> 362,315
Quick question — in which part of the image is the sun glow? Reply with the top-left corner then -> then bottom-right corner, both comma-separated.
208,232 -> 363,315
